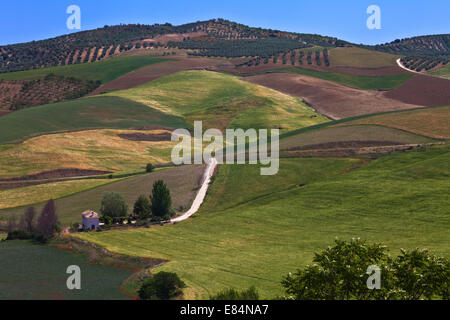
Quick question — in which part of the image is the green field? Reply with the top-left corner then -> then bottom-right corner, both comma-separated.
108,70 -> 329,132
0,56 -> 168,83
329,47 -> 400,68
0,241 -> 133,300
429,65 -> 450,79
279,125 -> 434,151
0,96 -> 187,144
76,146 -> 450,299
0,165 -> 204,226
261,67 -> 413,90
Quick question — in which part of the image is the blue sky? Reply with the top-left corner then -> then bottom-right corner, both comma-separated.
0,0 -> 449,46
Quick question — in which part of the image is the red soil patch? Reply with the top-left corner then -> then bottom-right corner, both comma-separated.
245,73 -> 421,120
385,74 -> 450,107
91,56 -> 232,94
288,141 -> 403,151
118,132 -> 172,142
0,168 -> 112,182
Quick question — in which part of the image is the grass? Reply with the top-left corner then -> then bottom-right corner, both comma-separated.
0,56 -> 168,83
429,64 -> 450,79
0,165 -> 205,226
108,70 -> 329,132
0,241 -> 133,300
279,125 -> 434,151
0,129 -> 177,178
333,106 -> 450,139
76,147 -> 450,299
268,67 -> 412,90
0,96 -> 188,144
0,179 -> 117,210
329,47 -> 400,68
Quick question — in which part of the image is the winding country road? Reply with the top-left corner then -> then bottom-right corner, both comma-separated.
171,158 -> 218,223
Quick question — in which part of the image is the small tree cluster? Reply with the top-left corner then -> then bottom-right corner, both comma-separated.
6,200 -> 59,242
139,272 -> 186,300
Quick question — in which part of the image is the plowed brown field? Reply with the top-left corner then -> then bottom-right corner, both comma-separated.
245,73 -> 421,119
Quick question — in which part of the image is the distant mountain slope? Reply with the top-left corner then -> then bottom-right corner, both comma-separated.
0,19 -> 347,74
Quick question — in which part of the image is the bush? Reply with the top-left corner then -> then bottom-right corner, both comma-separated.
100,192 -> 128,218
138,272 -> 186,300
146,163 -> 155,173
210,287 -> 260,300
133,195 -> 152,220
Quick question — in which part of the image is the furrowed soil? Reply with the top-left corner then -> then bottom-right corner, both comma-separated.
245,73 -> 421,120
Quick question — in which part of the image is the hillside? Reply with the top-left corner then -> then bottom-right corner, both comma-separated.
0,19 -> 346,74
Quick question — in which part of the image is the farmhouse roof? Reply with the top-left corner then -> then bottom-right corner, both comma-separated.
82,210 -> 99,220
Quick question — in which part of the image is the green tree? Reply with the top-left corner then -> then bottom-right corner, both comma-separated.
146,163 -> 155,173
100,192 -> 128,218
133,195 -> 152,220
139,272 -> 186,300
282,239 -> 449,300
210,286 -> 260,300
150,180 -> 172,220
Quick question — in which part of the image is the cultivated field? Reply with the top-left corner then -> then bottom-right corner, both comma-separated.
329,47 -> 400,68
108,70 -> 329,132
0,96 -> 187,144
430,65 -> 450,78
0,241 -> 134,300
0,129 -> 176,178
334,106 -> 450,139
279,125 -> 434,151
0,165 -> 205,226
385,74 -> 450,107
0,56 -> 167,84
260,67 -> 412,90
76,147 -> 450,298
245,72 -> 420,119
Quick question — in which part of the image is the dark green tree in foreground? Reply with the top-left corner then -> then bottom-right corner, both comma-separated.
133,195 -> 152,220
100,192 -> 128,218
139,272 -> 186,300
36,200 -> 59,239
150,180 -> 172,220
210,286 -> 260,300
282,239 -> 449,300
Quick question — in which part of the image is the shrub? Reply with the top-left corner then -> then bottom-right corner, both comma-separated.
100,192 -> 128,218
133,195 -> 152,220
138,272 -> 186,300
210,287 -> 260,300
146,163 -> 155,173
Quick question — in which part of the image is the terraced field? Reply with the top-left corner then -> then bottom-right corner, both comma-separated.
329,47 -> 400,68
76,147 -> 450,299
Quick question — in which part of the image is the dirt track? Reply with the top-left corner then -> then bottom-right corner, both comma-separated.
91,56 -> 232,94
244,72 -> 421,120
